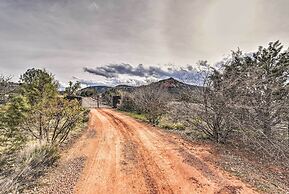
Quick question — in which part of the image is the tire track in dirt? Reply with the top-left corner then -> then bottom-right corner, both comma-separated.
99,109 -> 174,194
101,109 -> 214,193
135,124 -> 225,183
74,109 -> 121,194
100,109 -> 258,194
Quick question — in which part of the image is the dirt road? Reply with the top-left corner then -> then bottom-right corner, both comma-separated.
67,108 -> 258,194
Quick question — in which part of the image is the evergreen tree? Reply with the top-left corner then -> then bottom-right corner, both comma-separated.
20,68 -> 58,105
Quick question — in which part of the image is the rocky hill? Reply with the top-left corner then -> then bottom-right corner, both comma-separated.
139,77 -> 201,94
78,77 -> 201,102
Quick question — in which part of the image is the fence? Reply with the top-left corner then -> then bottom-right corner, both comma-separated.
81,97 -> 100,108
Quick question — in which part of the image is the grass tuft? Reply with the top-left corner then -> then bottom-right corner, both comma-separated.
0,144 -> 59,194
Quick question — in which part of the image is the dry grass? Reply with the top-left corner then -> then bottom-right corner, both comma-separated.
0,143 -> 59,194
214,140 -> 289,194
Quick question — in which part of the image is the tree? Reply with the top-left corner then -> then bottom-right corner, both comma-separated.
21,98 -> 84,145
118,92 -> 136,112
249,41 -> 289,136
0,96 -> 29,150
0,76 -> 9,98
0,69 -> 86,194
20,68 -> 58,105
65,81 -> 81,96
222,41 -> 289,137
195,41 -> 289,142
192,66 -> 241,143
18,68 -> 84,144
0,75 -> 15,104
132,87 -> 169,125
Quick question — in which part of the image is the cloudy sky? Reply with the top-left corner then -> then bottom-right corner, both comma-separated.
1,0 -> 289,86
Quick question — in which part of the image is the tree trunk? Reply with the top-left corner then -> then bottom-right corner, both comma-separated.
39,112 -> 43,144
262,109 -> 272,137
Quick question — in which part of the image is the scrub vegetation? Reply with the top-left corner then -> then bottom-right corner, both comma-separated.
0,68 -> 87,193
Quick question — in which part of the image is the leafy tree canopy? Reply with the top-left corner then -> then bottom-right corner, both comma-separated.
20,68 -> 58,105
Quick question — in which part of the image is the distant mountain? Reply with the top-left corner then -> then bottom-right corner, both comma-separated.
77,85 -> 112,96
78,77 -> 201,101
114,85 -> 134,92
90,86 -> 112,93
141,77 -> 199,91
137,77 -> 201,101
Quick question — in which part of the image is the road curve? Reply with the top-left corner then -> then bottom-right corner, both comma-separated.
70,108 -> 257,194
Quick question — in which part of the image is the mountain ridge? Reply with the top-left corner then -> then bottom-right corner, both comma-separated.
78,77 -> 200,97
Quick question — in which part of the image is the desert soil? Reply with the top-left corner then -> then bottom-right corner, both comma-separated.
43,108 -> 259,194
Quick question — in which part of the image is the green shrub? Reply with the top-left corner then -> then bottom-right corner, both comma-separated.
159,122 -> 185,131
126,112 -> 148,122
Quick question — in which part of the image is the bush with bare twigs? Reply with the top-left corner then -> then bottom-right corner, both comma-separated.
178,41 -> 289,166
130,87 -> 169,125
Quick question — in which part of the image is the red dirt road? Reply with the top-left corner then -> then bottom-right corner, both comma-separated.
68,108 -> 258,194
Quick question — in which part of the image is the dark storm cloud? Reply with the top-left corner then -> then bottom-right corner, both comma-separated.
83,63 -> 202,83
84,64 -> 169,78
